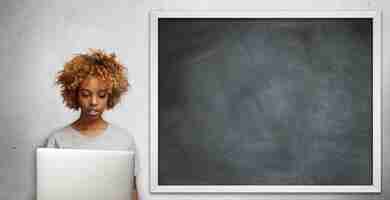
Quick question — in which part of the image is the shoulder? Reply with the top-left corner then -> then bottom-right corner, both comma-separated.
45,125 -> 73,147
108,123 -> 134,138
107,123 -> 137,147
48,126 -> 73,139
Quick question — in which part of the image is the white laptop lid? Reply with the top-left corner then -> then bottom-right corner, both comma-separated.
36,148 -> 134,200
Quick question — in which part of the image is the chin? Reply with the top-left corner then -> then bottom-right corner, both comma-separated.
90,114 -> 102,119
83,113 -> 102,120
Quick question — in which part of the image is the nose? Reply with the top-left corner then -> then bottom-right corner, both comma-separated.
91,95 -> 98,106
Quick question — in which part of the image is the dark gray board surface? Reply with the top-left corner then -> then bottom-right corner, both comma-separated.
158,18 -> 372,185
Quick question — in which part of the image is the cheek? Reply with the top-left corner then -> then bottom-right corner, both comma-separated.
99,98 -> 109,108
78,100 -> 89,110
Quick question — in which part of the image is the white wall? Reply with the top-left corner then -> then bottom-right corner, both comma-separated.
0,0 -> 388,199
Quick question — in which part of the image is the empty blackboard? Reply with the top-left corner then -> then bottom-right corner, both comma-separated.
155,16 -> 374,188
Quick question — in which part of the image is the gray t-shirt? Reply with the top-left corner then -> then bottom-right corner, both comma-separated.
46,123 -> 140,176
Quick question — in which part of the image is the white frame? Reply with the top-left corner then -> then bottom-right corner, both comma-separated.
150,10 -> 382,193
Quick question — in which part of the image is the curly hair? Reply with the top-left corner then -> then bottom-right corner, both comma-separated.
56,49 -> 129,110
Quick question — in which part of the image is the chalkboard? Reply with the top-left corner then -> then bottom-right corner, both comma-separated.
157,18 -> 373,186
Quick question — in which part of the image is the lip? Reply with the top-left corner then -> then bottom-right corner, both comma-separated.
86,109 -> 100,116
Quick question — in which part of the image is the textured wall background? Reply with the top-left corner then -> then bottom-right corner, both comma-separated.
0,0 -> 388,199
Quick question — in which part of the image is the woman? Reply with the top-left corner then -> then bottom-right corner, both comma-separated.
46,49 -> 139,199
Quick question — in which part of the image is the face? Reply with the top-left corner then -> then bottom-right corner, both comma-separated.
77,77 -> 109,120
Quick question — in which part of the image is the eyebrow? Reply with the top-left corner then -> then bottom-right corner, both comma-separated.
79,89 -> 91,93
98,89 -> 109,93
79,89 -> 109,93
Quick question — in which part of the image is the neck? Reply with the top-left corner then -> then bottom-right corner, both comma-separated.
71,116 -> 108,136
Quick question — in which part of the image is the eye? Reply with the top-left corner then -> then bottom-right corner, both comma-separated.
98,92 -> 107,98
79,91 -> 90,97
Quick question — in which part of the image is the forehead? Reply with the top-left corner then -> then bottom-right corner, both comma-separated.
79,77 -> 109,91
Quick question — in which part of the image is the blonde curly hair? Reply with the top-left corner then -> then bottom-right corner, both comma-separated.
56,49 -> 129,110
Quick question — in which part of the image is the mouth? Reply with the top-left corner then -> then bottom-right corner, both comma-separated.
86,109 -> 100,116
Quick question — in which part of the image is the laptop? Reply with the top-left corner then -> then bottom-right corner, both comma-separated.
36,148 -> 134,200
